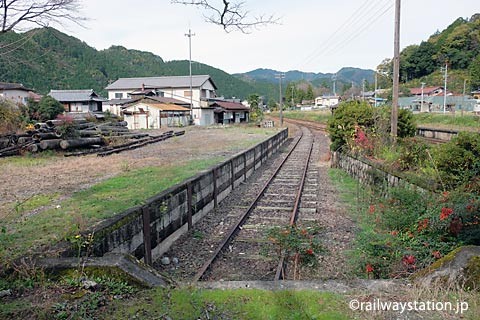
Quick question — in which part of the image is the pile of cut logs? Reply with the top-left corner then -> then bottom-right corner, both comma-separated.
0,119 -> 184,158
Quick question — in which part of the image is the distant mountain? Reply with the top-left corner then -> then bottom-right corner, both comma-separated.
0,27 -> 258,99
235,67 -> 375,86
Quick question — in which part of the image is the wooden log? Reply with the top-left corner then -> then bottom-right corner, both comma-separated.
32,132 -> 63,141
34,123 -> 48,130
99,121 -> 128,127
28,143 -> 41,153
18,137 -> 33,144
78,130 -> 100,137
40,139 -> 62,150
108,133 -> 150,139
74,123 -> 97,130
99,126 -> 129,132
174,130 -> 185,136
60,137 -> 104,150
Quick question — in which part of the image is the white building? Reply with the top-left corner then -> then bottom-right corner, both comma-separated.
105,75 -> 217,126
315,95 -> 340,108
121,97 -> 191,129
0,82 -> 38,105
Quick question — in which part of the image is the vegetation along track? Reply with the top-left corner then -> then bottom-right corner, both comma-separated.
193,125 -> 317,281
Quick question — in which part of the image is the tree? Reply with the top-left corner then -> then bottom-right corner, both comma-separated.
305,84 -> 314,100
28,95 -> 64,121
0,98 -> 23,133
0,0 -> 83,33
470,54 -> 480,90
267,99 -> 277,111
171,0 -> 278,33
247,93 -> 263,123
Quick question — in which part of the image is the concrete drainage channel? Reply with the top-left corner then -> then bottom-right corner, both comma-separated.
37,128 -> 289,287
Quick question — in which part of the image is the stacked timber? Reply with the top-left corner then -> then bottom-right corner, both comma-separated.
0,119 -> 128,157
0,118 -> 185,158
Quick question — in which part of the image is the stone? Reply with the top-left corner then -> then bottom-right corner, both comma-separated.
172,257 -> 179,265
0,289 -> 12,298
82,280 -> 99,291
161,256 -> 171,265
415,246 -> 480,290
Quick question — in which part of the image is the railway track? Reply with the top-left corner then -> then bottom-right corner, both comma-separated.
193,126 -> 317,281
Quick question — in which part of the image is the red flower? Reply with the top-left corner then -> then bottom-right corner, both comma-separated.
305,248 -> 314,255
417,218 -> 429,232
440,207 -> 453,221
390,230 -> 398,236
366,264 -> 374,273
369,205 -> 376,214
402,255 -> 416,266
432,251 -> 442,259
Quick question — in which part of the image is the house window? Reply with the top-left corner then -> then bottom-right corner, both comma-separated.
184,90 -> 192,97
115,93 -> 123,99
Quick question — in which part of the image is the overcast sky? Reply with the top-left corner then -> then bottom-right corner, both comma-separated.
63,0 -> 479,75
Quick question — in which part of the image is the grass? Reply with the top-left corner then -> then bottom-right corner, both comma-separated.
271,110 -> 332,124
414,113 -> 480,130
0,150 -> 56,168
108,287 -> 350,320
0,158 -> 223,263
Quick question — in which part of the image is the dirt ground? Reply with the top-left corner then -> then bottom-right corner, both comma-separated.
0,125 -> 280,220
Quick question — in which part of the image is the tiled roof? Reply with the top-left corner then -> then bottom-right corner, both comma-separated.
105,75 -> 217,90
211,100 -> 250,111
125,101 -> 191,112
143,96 -> 189,105
410,86 -> 443,95
49,89 -> 106,102
0,82 -> 32,91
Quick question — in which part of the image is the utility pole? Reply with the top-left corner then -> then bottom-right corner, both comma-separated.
185,28 -> 195,122
351,81 -> 354,100
362,79 -> 366,101
462,78 -> 467,116
291,85 -> 295,107
275,73 -> 285,126
391,0 -> 401,138
441,63 -> 448,114
374,72 -> 378,108
421,82 -> 425,112
332,73 -> 337,96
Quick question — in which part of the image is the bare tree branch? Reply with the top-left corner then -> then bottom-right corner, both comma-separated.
0,0 -> 85,33
171,0 -> 279,33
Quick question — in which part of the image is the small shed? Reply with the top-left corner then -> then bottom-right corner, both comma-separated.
210,100 -> 250,124
121,98 -> 191,129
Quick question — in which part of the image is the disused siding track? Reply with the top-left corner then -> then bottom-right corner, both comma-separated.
194,126 -> 315,281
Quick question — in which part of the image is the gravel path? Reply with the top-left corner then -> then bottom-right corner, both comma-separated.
155,122 -> 356,282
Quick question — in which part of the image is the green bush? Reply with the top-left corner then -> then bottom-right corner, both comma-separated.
28,96 -> 65,121
432,132 -> 480,189
327,101 -> 374,151
397,137 -> 429,171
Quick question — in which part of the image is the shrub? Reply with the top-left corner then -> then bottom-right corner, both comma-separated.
397,137 -> 429,171
327,101 -> 374,151
0,99 -> 24,134
432,132 -> 480,189
28,96 -> 64,121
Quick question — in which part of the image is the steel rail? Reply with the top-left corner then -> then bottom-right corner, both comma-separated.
274,133 -> 314,281
193,130 -> 305,282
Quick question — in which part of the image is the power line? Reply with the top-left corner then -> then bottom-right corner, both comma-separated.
297,0 -> 390,70
321,0 -> 393,58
